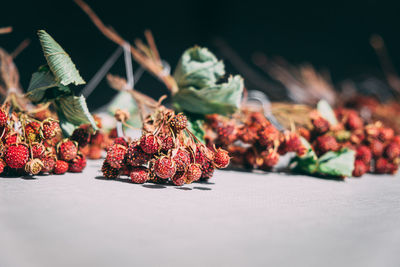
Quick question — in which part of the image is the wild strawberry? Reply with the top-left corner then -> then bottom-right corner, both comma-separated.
345,112 -> 363,130
68,154 -> 87,173
258,125 -> 280,148
160,135 -> 174,152
349,129 -> 365,145
5,143 -> 29,169
0,108 -> 8,127
106,144 -> 127,169
279,132 -> 306,156
375,158 -> 397,174
88,145 -> 102,159
41,119 -> 60,139
193,144 -> 207,165
378,127 -> 394,142
114,137 -> 128,147
54,160 -> 69,174
384,142 -> 400,161
140,133 -> 161,154
365,123 -> 380,138
200,160 -> 215,180
31,142 -> 45,158
25,121 -> 41,143
170,113 -> 187,132
101,161 -> 120,179
249,112 -> 269,128
154,156 -> 176,179
57,139 -> 78,161
125,142 -> 150,166
356,145 -> 372,164
311,116 -> 330,134
171,171 -> 186,186
25,159 -> 44,175
4,132 -> 20,146
238,125 -> 259,144
216,122 -> 236,146
108,128 -> 118,139
205,114 -> 223,129
393,136 -> 400,146
172,148 -> 191,172
298,127 -> 311,141
0,159 -> 5,174
70,127 -> 91,147
314,135 -> 339,155
90,132 -> 104,145
186,163 -> 202,183
369,139 -> 384,158
40,155 -> 56,173
352,160 -> 369,177
260,150 -> 280,169
130,166 -> 150,184
213,148 -> 230,168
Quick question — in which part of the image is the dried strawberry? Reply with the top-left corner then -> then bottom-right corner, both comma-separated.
172,148 -> 191,172
57,139 -> 78,161
378,127 -> 394,142
88,145 -> 102,159
101,161 -> 120,179
355,145 -> 372,164
384,142 -> 400,161
106,144 -> 127,169
70,127 -> 91,147
186,163 -> 202,183
41,119 -> 60,139
375,158 -> 397,174
352,160 -> 368,177
311,116 -> 330,134
5,143 -> 29,169
54,160 -> 68,174
31,142 -> 45,158
68,154 -> 87,173
25,121 -> 41,143
314,135 -> 339,155
260,150 -> 280,169
125,142 -> 150,166
258,125 -> 280,148
25,159 -> 44,175
90,132 -> 104,145
130,166 -> 150,184
213,148 -> 230,168
0,108 -> 8,127
140,133 -> 161,154
171,171 -> 186,186
160,135 -> 174,152
170,113 -> 187,132
216,122 -> 236,146
0,159 -> 5,174
114,137 -> 128,147
345,111 -> 363,130
369,139 -> 384,158
154,156 -> 176,179
279,132 -> 306,156
40,155 -> 56,173
200,160 -> 215,180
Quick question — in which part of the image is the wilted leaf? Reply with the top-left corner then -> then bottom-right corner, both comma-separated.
317,99 -> 338,125
38,30 -> 85,86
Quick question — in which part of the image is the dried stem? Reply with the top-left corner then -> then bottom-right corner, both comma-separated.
0,27 -> 12,34
11,39 -> 30,58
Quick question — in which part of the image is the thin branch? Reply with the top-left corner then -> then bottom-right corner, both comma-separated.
0,27 -> 12,34
11,39 -> 30,58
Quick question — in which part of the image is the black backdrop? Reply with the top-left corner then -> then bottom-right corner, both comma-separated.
1,0 -> 399,109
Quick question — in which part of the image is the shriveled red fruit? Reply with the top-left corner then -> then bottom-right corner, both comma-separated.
369,139 -> 384,158
114,137 -> 128,147
375,158 -> 397,174
58,139 -> 78,161
101,161 -> 120,179
249,112 -> 269,128
193,144 -> 207,165
25,121 -> 41,143
160,135 -> 174,152
140,134 -> 161,154
216,122 -> 236,146
106,144 -> 127,169
154,156 -> 176,179
40,155 -> 56,173
356,145 -> 372,164
378,127 -> 394,142
54,160 -> 69,174
314,135 -> 339,155
345,112 -> 363,130
172,148 -> 191,172
279,132 -> 306,156
32,142 -> 45,158
258,125 -> 280,148
41,119 -> 60,139
349,129 -> 365,145
5,143 -> 29,169
298,127 -> 311,141
0,108 -> 8,127
88,145 -> 102,159
25,159 -> 44,175
125,142 -> 150,166
90,132 -> 104,145
4,132 -> 20,146
352,160 -> 368,177
213,148 -> 230,169
171,171 -> 186,186
170,113 -> 187,132
70,127 -> 91,147
130,166 -> 150,184
205,114 -> 223,129
261,150 -> 280,169
186,163 -> 202,183
200,160 -> 215,180
311,116 -> 330,134
68,154 -> 87,173
0,159 -> 5,174
384,142 -> 400,161
238,125 -> 259,144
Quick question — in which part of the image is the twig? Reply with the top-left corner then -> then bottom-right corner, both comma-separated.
0,27 -> 12,34
11,39 -> 30,58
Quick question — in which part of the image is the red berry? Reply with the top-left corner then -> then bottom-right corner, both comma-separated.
171,171 -> 186,186
54,160 -> 68,174
200,160 -> 215,180
261,150 -> 280,169
70,127 -> 91,147
369,139 -> 384,158
114,137 -> 128,147
101,161 -> 120,179
160,135 -> 174,152
31,142 -> 45,158
345,112 -> 363,130
216,122 -> 236,146
41,119 -> 60,139
4,132 -> 20,146
0,108 -> 8,127
25,121 -> 41,143
88,145 -> 102,159
213,148 -> 230,169
186,163 -> 202,183
378,127 -> 394,142
314,135 -> 339,155
311,116 -> 330,134
90,132 -> 104,145
375,158 -> 397,174
172,148 -> 191,172
5,143 -> 29,169
125,142 -> 150,166
384,142 -> 400,161
238,125 -> 259,144
106,144 -> 127,169
258,125 -> 280,148
154,156 -> 176,179
140,133 -> 161,154
0,159 -> 5,174
279,132 -> 306,156
129,166 -> 150,184
352,160 -> 368,177
355,145 -> 372,164
40,155 -> 56,173
68,154 -> 87,173
25,159 -> 44,175
249,112 -> 269,128
58,139 -> 78,161
170,113 -> 187,132
193,144 -> 207,165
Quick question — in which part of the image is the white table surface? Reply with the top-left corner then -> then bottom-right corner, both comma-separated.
1,159 -> 400,267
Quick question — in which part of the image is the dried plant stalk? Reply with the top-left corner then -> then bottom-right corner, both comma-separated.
0,27 -> 12,34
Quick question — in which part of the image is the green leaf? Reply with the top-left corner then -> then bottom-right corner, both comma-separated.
55,95 -> 98,136
37,30 -> 85,86
317,99 -> 338,125
172,46 -> 244,115
317,148 -> 355,177
187,119 -> 205,144
173,75 -> 244,115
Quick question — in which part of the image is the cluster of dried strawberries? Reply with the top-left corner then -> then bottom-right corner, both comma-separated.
0,108 -> 87,176
302,108 -> 400,177
101,108 -> 230,185
205,110 -> 306,171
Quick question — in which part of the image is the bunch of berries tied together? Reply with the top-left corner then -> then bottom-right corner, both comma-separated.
303,108 -> 400,177
0,108 -> 88,176
102,108 -> 230,186
205,110 -> 306,171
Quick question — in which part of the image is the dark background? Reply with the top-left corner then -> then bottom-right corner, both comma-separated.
1,0 -> 399,109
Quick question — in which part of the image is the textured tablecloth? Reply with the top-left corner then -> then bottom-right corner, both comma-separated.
1,160 -> 400,267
